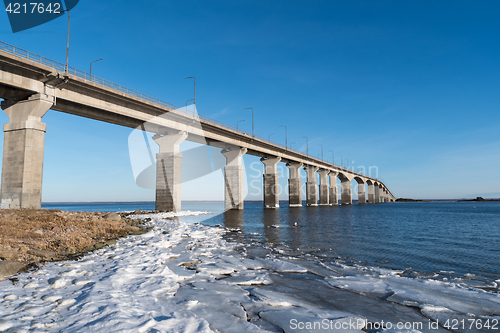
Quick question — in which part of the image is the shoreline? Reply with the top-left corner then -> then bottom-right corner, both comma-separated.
0,209 -> 154,279
1,211 -> 499,332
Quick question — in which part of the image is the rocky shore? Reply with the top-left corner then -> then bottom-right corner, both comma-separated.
0,209 -> 152,280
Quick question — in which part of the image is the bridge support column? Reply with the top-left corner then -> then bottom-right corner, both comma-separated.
375,186 -> 381,203
153,131 -> 187,212
304,165 -> 318,206
261,157 -> 281,208
1,94 -> 53,209
318,169 -> 329,206
367,184 -> 375,204
286,162 -> 302,207
341,179 -> 352,205
222,147 -> 247,210
328,172 -> 338,205
357,182 -> 366,204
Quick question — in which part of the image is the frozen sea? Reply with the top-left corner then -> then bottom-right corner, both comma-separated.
0,201 -> 496,332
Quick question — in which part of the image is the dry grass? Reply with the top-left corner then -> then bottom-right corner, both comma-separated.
0,209 -> 131,264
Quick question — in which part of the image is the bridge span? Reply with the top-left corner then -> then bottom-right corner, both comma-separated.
0,41 -> 395,210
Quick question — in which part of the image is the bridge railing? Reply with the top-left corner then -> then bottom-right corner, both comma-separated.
0,41 -> 374,179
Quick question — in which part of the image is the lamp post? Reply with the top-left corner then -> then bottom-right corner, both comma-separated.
302,136 -> 308,156
279,125 -> 287,149
290,142 -> 296,150
329,150 -> 334,165
89,58 -> 103,77
184,77 -> 195,105
244,108 -> 254,137
268,133 -> 275,141
59,9 -> 71,73
318,144 -> 323,161
237,119 -> 245,131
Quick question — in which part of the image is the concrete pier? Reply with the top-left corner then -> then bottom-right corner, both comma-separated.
154,131 -> 187,212
341,180 -> 352,205
328,172 -> 338,205
286,162 -> 303,207
318,169 -> 330,205
357,181 -> 366,204
367,182 -> 375,204
221,146 -> 247,210
1,94 -> 53,209
261,157 -> 281,208
375,185 -> 381,203
304,165 -> 318,206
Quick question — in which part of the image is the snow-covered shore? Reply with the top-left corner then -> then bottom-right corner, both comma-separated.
1,212 -> 499,332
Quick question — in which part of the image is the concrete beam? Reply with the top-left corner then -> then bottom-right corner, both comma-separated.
318,169 -> 329,206
1,94 -> 53,209
328,171 -> 338,206
304,165 -> 318,206
154,131 -> 187,212
221,146 -> 247,210
286,162 -> 302,207
261,157 -> 281,208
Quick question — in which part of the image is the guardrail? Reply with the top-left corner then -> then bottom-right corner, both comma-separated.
0,41 -> 378,182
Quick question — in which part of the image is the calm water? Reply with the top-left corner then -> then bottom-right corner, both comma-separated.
42,201 -> 500,284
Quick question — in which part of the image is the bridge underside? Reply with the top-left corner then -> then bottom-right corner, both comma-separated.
0,48 -> 396,209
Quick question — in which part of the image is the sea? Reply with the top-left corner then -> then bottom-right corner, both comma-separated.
42,200 -> 500,289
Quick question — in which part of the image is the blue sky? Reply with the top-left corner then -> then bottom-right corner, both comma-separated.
0,0 -> 499,201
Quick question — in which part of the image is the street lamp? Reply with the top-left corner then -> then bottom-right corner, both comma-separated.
318,144 -> 323,160
302,136 -> 308,156
279,125 -> 287,149
59,9 -> 71,73
290,142 -> 296,150
237,119 -> 245,131
89,58 -> 103,77
329,150 -> 334,165
184,77 -> 195,105
244,108 -> 254,137
268,133 -> 275,141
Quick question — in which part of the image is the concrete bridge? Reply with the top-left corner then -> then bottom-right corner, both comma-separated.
0,41 -> 395,211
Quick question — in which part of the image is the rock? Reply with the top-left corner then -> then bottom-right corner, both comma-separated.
82,247 -> 94,252
103,212 -> 121,221
134,209 -> 141,214
0,250 -> 18,260
27,250 -> 59,260
0,261 -> 25,277
33,229 -> 43,235
105,240 -> 117,246
94,242 -> 106,250
125,226 -> 140,234
52,226 -> 61,233
179,261 -> 199,267
66,247 -> 77,254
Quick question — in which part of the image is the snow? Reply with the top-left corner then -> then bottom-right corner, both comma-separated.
1,211 -> 499,332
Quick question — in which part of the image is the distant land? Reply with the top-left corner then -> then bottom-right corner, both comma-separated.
396,197 -> 500,202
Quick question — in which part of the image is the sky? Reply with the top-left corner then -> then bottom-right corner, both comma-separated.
0,0 -> 499,202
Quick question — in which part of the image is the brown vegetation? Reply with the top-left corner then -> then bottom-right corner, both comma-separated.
0,209 -> 143,266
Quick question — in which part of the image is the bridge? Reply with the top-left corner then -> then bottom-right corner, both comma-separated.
0,41 -> 395,211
